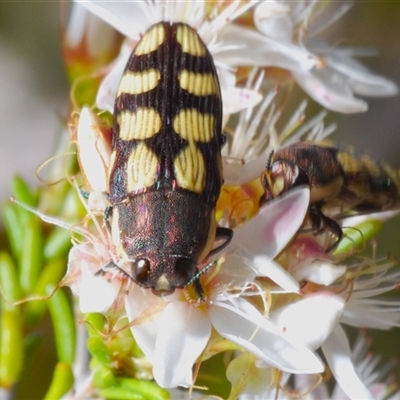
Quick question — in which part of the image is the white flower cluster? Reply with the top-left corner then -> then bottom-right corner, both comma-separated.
59,1 -> 400,398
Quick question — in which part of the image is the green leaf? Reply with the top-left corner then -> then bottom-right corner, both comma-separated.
43,362 -> 74,400
87,336 -> 112,366
25,259 -> 66,327
0,252 -> 21,311
12,176 -> 37,207
19,217 -> 43,294
46,286 -> 76,364
86,313 -> 106,337
44,227 -> 72,261
92,363 -> 117,389
0,310 -> 23,388
2,202 -> 24,264
98,378 -> 170,400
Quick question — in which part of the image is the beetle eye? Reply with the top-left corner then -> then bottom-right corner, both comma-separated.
131,258 -> 151,286
173,258 -> 196,288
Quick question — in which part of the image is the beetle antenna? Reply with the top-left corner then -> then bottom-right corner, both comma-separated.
185,260 -> 217,301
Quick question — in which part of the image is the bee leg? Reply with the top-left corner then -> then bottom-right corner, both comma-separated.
208,227 -> 234,256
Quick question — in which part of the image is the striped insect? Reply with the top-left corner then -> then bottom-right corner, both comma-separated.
260,142 -> 400,251
107,22 -> 232,296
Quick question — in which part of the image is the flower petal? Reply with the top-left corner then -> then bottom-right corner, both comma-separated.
125,286 -> 164,362
232,187 -> 310,259
254,2 -> 293,41
218,251 -> 257,287
209,298 -> 323,374
96,48 -> 130,112
293,70 -> 369,113
322,326 -> 374,400
67,2 -> 119,58
76,0 -> 152,41
77,107 -> 111,192
270,292 -> 344,350
323,50 -> 398,97
79,267 -> 120,313
153,301 -> 211,388
66,244 -> 120,313
220,25 -> 317,71
292,260 -> 347,286
222,87 -> 263,115
222,156 -> 267,187
252,255 -> 299,293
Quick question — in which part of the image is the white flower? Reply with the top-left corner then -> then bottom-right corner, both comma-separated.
121,187 -> 325,389
75,107 -> 112,193
56,133 -> 323,390
74,0 -> 264,117
66,2 -> 120,59
59,3 -> 400,397
269,292 -> 344,351
124,272 -> 323,389
254,1 -> 398,113
66,243 -> 122,314
61,189 -> 320,390
245,332 -> 400,400
339,257 -> 400,330
329,332 -> 400,400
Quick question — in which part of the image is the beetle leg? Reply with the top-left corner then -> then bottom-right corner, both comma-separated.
94,261 -> 132,280
208,227 -> 233,257
308,206 -> 324,232
103,206 -> 113,232
322,215 -> 343,253
307,205 -> 343,252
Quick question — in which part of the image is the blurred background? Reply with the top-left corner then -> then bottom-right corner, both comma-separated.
0,3 -> 69,202
0,1 -> 399,397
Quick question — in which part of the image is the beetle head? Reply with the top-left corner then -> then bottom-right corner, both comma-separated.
130,255 -> 197,296
263,159 -> 306,198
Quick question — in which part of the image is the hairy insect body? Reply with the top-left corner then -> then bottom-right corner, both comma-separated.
261,142 -> 400,248
108,22 -> 232,295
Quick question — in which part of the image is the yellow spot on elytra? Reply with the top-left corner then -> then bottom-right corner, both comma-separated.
127,142 -> 159,192
117,108 -> 162,141
117,69 -> 160,96
174,144 -> 205,193
179,70 -> 218,96
134,23 -> 165,55
173,109 -> 214,143
176,24 -> 205,56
